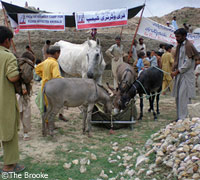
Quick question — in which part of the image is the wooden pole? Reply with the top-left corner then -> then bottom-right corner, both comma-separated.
120,26 -> 124,39
128,5 -> 145,62
1,3 -> 17,54
28,31 -> 32,49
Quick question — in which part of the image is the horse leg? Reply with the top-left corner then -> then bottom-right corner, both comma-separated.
86,103 -> 95,137
82,105 -> 87,134
151,94 -> 157,120
42,97 -> 53,136
138,94 -> 143,120
42,112 -> 47,136
82,71 -> 87,79
48,106 -> 61,137
148,96 -> 153,112
132,100 -> 137,121
156,88 -> 161,114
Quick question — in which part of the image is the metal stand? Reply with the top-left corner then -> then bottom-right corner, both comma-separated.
91,99 -> 136,130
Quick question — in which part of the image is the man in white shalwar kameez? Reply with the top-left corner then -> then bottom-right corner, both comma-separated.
106,36 -> 124,89
171,28 -> 199,120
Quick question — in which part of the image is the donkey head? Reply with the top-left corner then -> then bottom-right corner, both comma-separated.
119,82 -> 137,110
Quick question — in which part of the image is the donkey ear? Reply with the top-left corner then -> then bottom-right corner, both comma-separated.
96,38 -> 100,47
87,38 -> 92,47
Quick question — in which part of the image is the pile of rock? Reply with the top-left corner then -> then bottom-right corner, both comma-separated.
142,117 -> 200,180
63,152 -> 97,175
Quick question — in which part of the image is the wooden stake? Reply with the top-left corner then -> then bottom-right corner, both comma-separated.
120,26 -> 124,39
1,3 -> 17,54
128,5 -> 145,62
28,31 -> 32,49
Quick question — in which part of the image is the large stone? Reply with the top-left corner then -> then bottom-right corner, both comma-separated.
183,145 -> 190,152
157,150 -> 164,156
179,153 -> 186,160
91,153 -> 97,160
80,158 -> 88,165
126,169 -> 135,176
135,155 -> 149,168
176,124 -> 186,132
155,157 -> 162,165
165,160 -> 174,168
193,144 -> 200,151
145,139 -> 153,149
137,168 -> 145,175
72,159 -> 79,165
188,103 -> 200,118
145,149 -> 155,156
146,170 -> 153,176
112,146 -> 119,152
63,163 -> 72,169
80,165 -> 87,173
122,146 -> 133,152
123,155 -> 132,161
99,170 -> 108,179
192,173 -> 200,179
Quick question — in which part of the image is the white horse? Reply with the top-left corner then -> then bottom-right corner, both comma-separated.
55,39 -> 106,84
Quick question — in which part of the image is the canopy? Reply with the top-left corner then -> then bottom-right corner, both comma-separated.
1,1 -> 145,27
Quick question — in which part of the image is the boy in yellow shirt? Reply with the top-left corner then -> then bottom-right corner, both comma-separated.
35,45 -> 67,121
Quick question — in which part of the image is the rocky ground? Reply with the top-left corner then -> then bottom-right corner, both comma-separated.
136,117 -> 200,180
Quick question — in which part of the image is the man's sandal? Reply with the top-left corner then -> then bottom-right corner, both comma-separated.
1,164 -> 25,173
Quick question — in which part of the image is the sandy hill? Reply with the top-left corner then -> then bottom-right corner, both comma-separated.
151,7 -> 200,29
0,6 -> 200,63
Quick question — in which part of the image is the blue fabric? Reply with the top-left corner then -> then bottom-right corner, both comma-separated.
136,58 -> 144,72
149,56 -> 158,67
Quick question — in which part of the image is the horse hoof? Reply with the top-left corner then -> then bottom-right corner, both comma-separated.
42,131 -> 47,137
87,133 -> 92,138
157,111 -> 160,115
154,117 -> 158,121
109,129 -> 115,134
49,131 -> 54,137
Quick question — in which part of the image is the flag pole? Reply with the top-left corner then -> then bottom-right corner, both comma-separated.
1,3 -> 17,54
120,26 -> 124,38
128,4 -> 145,62
28,31 -> 32,49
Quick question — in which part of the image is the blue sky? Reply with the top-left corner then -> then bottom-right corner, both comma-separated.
1,0 -> 200,17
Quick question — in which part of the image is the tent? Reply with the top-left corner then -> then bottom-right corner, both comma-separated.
1,1 -> 145,28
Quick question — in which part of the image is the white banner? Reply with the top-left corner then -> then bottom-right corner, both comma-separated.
137,17 -> 200,52
75,8 -> 128,30
17,14 -> 65,31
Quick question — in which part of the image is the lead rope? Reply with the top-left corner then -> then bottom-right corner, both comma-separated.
136,66 -> 174,99
109,114 -> 114,134
136,79 -> 150,99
